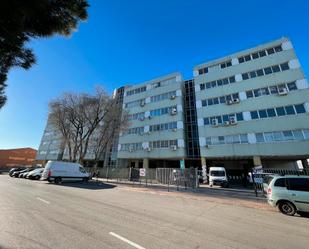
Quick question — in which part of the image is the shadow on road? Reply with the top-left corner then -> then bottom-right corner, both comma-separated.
48,180 -> 116,190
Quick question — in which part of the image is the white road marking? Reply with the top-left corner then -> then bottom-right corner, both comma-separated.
109,232 -> 145,249
36,197 -> 50,204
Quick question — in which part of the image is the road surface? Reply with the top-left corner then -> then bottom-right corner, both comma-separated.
0,175 -> 308,249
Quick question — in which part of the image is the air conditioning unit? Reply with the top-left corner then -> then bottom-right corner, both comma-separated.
140,100 -> 145,106
139,117 -> 145,121
145,147 -> 151,152
226,100 -> 233,105
211,119 -> 219,127
170,108 -> 177,115
170,95 -> 176,100
172,128 -> 177,132
229,117 -> 237,125
171,145 -> 177,151
278,88 -> 288,95
233,98 -> 240,104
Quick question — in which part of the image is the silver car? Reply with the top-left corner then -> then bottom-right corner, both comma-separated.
267,175 -> 309,216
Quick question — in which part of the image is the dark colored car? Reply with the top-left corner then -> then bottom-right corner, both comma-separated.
9,167 -> 26,177
12,168 -> 35,178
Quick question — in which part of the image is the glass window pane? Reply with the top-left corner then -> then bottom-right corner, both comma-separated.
222,78 -> 229,85
246,90 -> 254,98
226,61 -> 232,67
259,50 -> 266,57
207,99 -> 213,105
211,81 -> 217,87
217,116 -> 222,124
295,104 -> 306,114
287,82 -> 297,91
240,134 -> 248,143
221,63 -> 226,69
202,100 -> 207,107
271,65 -> 280,73
226,135 -> 233,144
280,63 -> 289,71
218,136 -> 225,144
264,67 -> 272,75
285,105 -> 296,115
236,112 -> 244,121
229,76 -> 236,83
204,118 -> 210,125
267,48 -> 275,55
223,115 -> 229,122
256,69 -> 264,76
238,57 -> 245,63
258,109 -> 268,118
267,108 -> 276,117
303,130 -> 309,139
283,131 -> 294,140
269,85 -> 278,94
273,131 -> 283,141
213,98 -> 219,105
232,135 -> 240,144
252,53 -> 259,59
256,133 -> 265,142
217,79 -> 223,86
250,111 -> 259,119
275,45 -> 283,52
254,89 -> 261,97
261,87 -> 270,95
264,132 -> 273,142
250,71 -> 257,78
276,107 -> 286,116
206,82 -> 211,89
245,55 -> 251,61
293,130 -> 304,140
219,96 -> 226,104
242,73 -> 249,80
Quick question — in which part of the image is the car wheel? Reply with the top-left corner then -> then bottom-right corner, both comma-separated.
34,175 -> 40,180
82,177 -> 89,183
54,177 -> 62,184
278,201 -> 296,216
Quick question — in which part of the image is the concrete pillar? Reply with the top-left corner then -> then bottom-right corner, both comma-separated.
201,157 -> 207,183
302,159 -> 309,170
253,156 -> 262,167
143,158 -> 149,169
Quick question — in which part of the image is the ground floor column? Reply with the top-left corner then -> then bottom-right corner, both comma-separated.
201,157 -> 207,183
143,158 -> 149,169
253,156 -> 262,168
301,158 -> 309,170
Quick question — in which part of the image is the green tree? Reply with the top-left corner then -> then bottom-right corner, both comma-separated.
0,0 -> 89,109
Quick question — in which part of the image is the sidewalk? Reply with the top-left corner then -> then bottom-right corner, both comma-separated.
94,177 -> 266,203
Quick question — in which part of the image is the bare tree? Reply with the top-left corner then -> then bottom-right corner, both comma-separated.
48,87 -> 121,164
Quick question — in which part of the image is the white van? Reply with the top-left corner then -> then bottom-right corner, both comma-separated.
208,167 -> 229,187
41,161 -> 90,184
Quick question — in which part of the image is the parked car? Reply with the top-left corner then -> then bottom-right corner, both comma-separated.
13,168 -> 35,178
41,161 -> 90,184
9,167 -> 26,177
27,168 -> 44,180
267,175 -> 309,216
208,167 -> 229,188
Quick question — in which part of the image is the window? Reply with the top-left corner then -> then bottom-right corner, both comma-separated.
261,87 -> 270,95
240,134 -> 248,143
250,111 -> 259,119
285,105 -> 296,115
219,96 -> 226,104
273,131 -> 283,141
256,133 -> 265,142
218,136 -> 225,144
246,90 -> 254,98
283,131 -> 293,140
280,62 -> 289,71
202,100 -> 207,107
244,55 -> 251,61
256,69 -> 264,77
211,81 -> 216,87
287,178 -> 309,192
236,112 -> 244,121
264,67 -> 272,75
287,82 -> 297,91
239,57 -> 245,63
266,108 -> 276,117
200,84 -> 205,90
252,52 -> 259,59
271,65 -> 280,73
217,79 -> 223,86
242,73 -> 249,80
222,78 -> 229,85
274,45 -> 283,52
295,104 -> 306,114
226,61 -> 232,67
232,135 -> 240,144
293,130 -> 304,140
259,50 -> 266,57
258,109 -> 267,118
229,76 -> 236,83
206,82 -> 211,89
207,99 -> 213,106
264,132 -> 273,142
204,118 -> 210,125
250,71 -> 257,78
267,48 -> 275,55
269,86 -> 278,94
274,178 -> 286,187
276,107 -> 286,116
303,130 -> 309,139
253,89 -> 261,97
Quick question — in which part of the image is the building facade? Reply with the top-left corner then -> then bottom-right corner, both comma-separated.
37,37 -> 309,172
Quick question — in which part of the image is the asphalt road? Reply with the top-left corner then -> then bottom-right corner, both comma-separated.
0,175 -> 308,249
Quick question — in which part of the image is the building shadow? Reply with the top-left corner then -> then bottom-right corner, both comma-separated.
48,180 -> 116,190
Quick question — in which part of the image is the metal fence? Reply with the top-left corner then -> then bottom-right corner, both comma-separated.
252,168 -> 309,196
86,167 -> 199,189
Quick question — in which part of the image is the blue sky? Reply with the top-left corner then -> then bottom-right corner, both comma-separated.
0,0 -> 309,149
